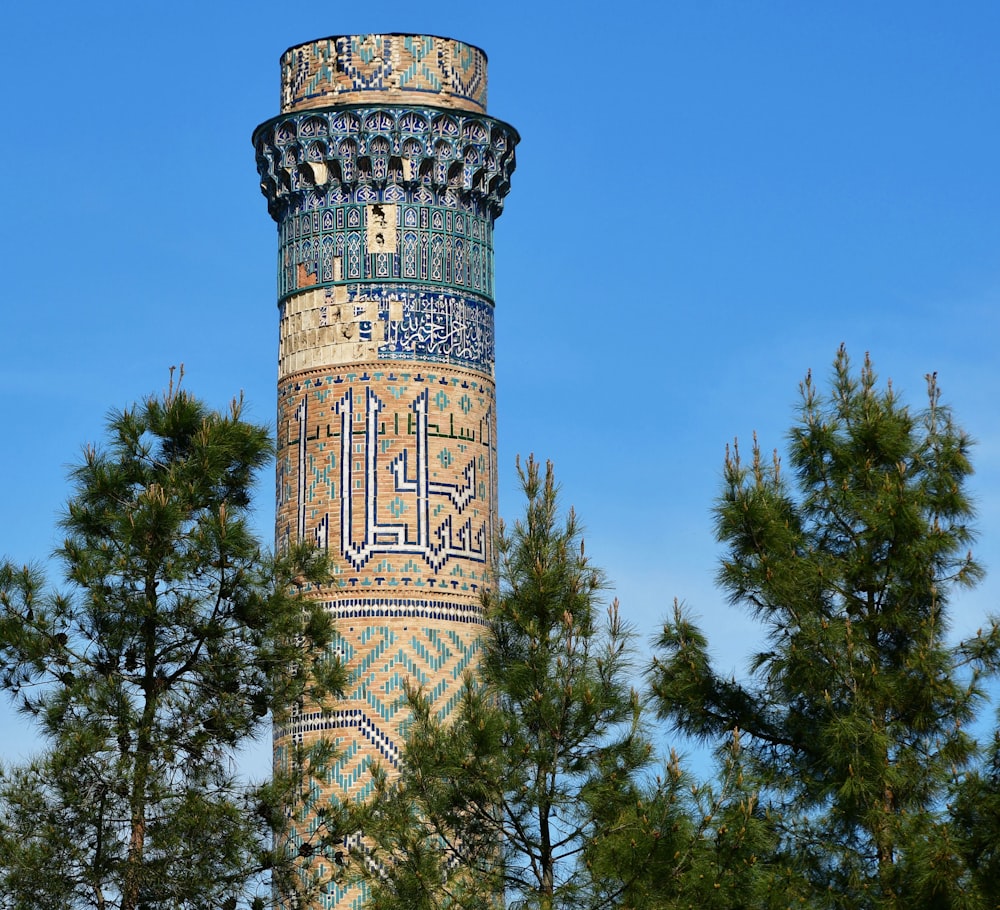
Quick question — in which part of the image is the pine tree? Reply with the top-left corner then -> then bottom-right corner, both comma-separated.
587,731 -> 810,910
951,730 -> 1000,905
353,456 -> 658,910
650,347 -> 1000,908
0,374 -> 344,910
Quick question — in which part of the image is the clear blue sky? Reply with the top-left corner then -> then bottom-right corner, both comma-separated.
2,1 -> 999,771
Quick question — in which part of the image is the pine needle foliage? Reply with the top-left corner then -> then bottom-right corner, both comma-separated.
588,732 -> 812,910
951,730 -> 1000,904
354,456 -> 657,910
650,347 -> 1000,909
0,374 -> 345,910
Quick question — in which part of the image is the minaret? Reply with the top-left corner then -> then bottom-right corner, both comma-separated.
252,34 -> 517,906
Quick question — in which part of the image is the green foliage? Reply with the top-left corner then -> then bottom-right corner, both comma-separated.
0,374 -> 345,910
951,731 -> 1000,904
650,347 -> 1000,908
354,456 -> 659,910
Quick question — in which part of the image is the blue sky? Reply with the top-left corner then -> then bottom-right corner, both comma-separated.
2,1 -> 999,772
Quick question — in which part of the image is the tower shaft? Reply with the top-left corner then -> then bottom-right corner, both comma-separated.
253,34 -> 517,907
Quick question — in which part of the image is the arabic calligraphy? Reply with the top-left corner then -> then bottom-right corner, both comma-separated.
335,386 -> 486,571
383,291 -> 493,369
278,370 -> 496,597
278,285 -> 494,378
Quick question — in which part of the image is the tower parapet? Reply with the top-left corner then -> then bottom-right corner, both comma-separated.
253,33 -> 517,908
279,34 -> 489,114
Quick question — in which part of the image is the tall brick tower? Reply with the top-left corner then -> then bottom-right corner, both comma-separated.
252,34 -> 517,906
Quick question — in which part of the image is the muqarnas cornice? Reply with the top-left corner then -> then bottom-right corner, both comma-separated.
253,106 -> 518,221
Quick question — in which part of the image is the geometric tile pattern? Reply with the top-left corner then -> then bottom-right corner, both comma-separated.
276,203 -> 495,301
280,34 -> 488,115
275,617 -> 483,910
276,621 -> 483,766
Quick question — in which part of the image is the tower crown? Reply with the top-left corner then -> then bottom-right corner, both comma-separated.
254,35 -> 517,222
279,34 -> 490,115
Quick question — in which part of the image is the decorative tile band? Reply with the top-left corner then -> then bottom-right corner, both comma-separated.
320,596 -> 486,624
277,201 -> 495,301
280,35 -> 488,115
278,285 -> 494,378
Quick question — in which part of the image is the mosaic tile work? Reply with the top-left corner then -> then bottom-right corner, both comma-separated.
276,367 -> 496,607
274,614 -> 484,910
278,285 -> 494,377
277,201 -> 495,302
280,35 -> 488,115
276,619 -> 483,764
254,105 -> 517,221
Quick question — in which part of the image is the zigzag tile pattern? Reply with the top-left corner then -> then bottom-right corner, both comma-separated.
277,620 -> 482,792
